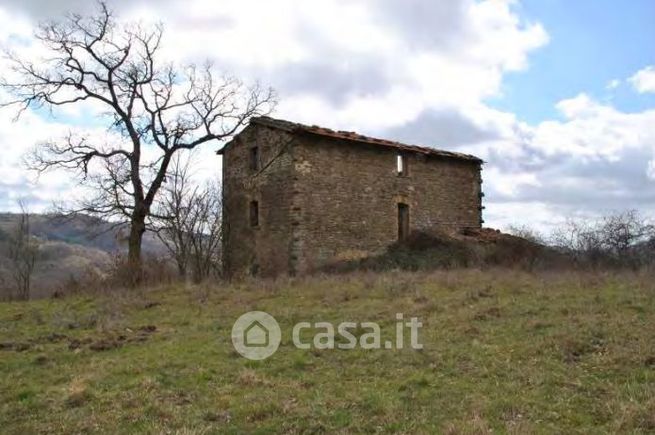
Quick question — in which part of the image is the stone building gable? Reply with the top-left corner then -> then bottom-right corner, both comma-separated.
220,117 -> 483,277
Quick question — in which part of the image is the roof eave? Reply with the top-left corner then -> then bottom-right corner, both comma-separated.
216,116 -> 484,164
297,128 -> 483,164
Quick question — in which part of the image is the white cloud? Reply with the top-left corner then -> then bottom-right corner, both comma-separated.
0,0 -> 550,211
485,201 -> 565,233
467,0 -> 549,71
630,65 -> 655,93
118,0 -> 548,130
537,94 -> 655,160
1,0 -> 653,235
0,97 -> 74,211
606,79 -> 620,90
476,93 -> 655,232
484,166 -> 540,197
648,160 -> 655,180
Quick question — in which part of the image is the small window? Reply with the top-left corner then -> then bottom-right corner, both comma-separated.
397,153 -> 408,177
249,200 -> 259,227
250,147 -> 260,171
398,203 -> 409,241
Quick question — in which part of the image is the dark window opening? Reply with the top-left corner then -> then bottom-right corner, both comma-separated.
397,153 -> 408,177
250,147 -> 260,171
250,200 -> 259,227
398,203 -> 409,241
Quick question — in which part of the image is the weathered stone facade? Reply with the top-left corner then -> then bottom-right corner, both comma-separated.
220,117 -> 483,277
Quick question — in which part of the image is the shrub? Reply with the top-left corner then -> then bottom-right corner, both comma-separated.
551,210 -> 655,269
104,254 -> 177,289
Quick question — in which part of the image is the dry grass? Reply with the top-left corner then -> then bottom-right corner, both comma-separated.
0,268 -> 654,433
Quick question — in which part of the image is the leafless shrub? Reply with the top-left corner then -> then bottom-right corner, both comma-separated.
506,224 -> 545,245
7,201 -> 38,300
551,210 -> 655,269
52,266 -> 107,299
600,211 -> 654,261
0,272 -> 10,301
104,253 -> 176,290
152,153 -> 222,283
186,183 -> 222,282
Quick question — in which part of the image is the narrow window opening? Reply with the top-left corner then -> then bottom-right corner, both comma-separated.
397,153 -> 408,176
250,200 -> 259,227
250,147 -> 260,171
398,203 -> 409,241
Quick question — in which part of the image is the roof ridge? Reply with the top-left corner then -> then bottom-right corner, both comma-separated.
228,116 -> 483,163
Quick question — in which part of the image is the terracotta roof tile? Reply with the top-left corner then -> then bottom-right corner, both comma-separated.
218,116 -> 483,163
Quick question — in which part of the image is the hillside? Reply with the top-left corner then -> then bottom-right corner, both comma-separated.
0,213 -> 167,298
0,213 -> 165,254
1,270 -> 654,433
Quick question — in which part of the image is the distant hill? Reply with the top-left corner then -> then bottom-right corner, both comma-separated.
0,213 -> 166,254
0,213 -> 168,299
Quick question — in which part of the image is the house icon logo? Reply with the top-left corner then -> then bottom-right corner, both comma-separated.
231,311 -> 281,360
244,320 -> 269,347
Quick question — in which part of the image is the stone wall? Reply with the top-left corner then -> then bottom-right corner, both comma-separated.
221,125 -> 295,277
222,124 -> 483,277
290,134 -> 482,274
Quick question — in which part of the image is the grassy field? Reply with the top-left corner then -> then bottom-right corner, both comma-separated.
1,269 -> 654,433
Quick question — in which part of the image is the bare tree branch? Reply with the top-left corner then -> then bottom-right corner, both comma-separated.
1,1 -> 276,279
151,152 -> 222,282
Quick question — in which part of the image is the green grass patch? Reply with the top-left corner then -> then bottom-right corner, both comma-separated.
1,269 -> 654,433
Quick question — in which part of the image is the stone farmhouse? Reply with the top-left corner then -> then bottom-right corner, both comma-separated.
219,116 -> 484,277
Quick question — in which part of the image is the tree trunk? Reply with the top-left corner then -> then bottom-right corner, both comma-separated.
127,215 -> 146,285
177,260 -> 187,279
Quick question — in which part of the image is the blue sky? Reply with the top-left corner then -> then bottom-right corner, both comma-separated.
0,0 -> 654,233
494,0 -> 655,123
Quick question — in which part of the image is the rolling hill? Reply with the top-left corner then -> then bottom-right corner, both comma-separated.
0,213 -> 167,299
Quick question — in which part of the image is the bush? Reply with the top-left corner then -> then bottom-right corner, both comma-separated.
324,230 -> 565,273
104,254 -> 177,289
551,210 -> 655,269
506,224 -> 545,245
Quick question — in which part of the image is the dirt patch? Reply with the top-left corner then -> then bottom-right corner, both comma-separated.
89,338 -> 123,351
68,337 -> 92,350
559,334 -> 606,363
42,333 -> 68,343
473,307 -> 503,321
204,411 -> 232,423
466,286 -> 495,302
33,355 -> 50,365
86,325 -> 158,352
0,342 -> 31,352
138,325 -> 157,333
65,379 -> 92,408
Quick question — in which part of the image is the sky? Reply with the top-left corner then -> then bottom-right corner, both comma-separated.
0,0 -> 654,233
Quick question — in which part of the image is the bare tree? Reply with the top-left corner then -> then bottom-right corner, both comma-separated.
551,210 -> 654,268
8,202 -> 38,300
506,224 -> 545,245
152,154 -> 194,278
186,182 -> 222,282
551,218 -> 603,265
598,210 -> 653,260
153,154 -> 222,282
0,2 -> 274,280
